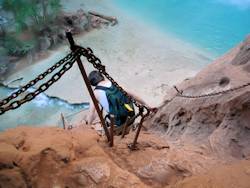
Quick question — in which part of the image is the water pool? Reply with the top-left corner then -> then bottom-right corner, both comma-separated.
0,86 -> 88,131
113,0 -> 250,56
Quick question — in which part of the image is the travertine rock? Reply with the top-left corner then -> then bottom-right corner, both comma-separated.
0,127 -> 146,188
150,36 -> 250,160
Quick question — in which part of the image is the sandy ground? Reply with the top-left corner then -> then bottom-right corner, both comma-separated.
4,0 -> 214,108
0,126 -> 249,187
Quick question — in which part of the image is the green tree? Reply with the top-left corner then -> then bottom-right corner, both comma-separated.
1,0 -> 62,56
2,0 -> 62,32
2,0 -> 30,32
27,0 -> 61,25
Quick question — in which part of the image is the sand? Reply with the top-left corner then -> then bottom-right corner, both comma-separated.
4,0 -> 215,108
0,125 -> 249,187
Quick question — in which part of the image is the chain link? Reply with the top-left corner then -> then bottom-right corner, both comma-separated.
0,49 -> 81,107
4,45 -> 248,117
79,47 -> 150,114
79,46 -> 250,106
0,46 -> 151,116
0,51 -> 81,115
174,82 -> 250,99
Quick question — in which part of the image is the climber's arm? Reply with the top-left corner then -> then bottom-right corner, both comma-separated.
86,90 -> 102,124
86,100 -> 97,125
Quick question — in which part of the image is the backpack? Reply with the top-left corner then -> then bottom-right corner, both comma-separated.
95,85 -> 135,126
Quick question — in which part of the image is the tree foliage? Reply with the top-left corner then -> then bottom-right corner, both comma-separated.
1,0 -> 62,56
2,0 -> 29,31
2,0 -> 62,32
3,35 -> 35,56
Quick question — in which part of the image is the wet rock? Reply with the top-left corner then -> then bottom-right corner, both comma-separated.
0,16 -> 8,37
76,9 -> 90,30
0,63 -> 7,75
38,36 -> 51,51
0,54 -> 9,79
56,9 -> 91,34
90,16 -> 102,29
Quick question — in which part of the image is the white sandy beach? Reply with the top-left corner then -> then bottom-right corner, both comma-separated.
4,0 -> 215,108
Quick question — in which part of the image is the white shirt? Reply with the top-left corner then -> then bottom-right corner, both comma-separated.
94,80 -> 112,113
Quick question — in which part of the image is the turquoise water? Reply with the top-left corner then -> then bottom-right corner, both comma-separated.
0,86 -> 88,131
113,0 -> 250,56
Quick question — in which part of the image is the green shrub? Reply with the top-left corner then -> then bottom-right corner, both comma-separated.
3,35 -> 35,56
0,47 -> 8,57
1,0 -> 62,56
1,0 -> 62,33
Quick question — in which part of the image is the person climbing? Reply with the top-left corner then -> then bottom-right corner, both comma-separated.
85,70 -> 154,134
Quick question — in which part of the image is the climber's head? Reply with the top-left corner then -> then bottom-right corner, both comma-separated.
88,70 -> 104,86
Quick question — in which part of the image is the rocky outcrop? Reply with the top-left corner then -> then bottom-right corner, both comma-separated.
167,160 -> 250,188
150,36 -> 250,160
0,126 -> 249,188
0,34 -> 249,188
37,9 -> 117,52
231,36 -> 250,66
0,9 -> 118,78
0,127 -> 146,188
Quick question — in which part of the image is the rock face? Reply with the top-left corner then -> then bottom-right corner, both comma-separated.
37,9 -> 117,52
0,127 -> 145,188
0,36 -> 249,187
150,36 -> 250,160
231,36 -> 250,66
167,160 -> 250,188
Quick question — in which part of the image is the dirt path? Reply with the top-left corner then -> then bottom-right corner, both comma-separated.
99,129 -> 221,187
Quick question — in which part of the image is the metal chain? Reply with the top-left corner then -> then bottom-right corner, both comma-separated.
0,52 -> 81,115
0,49 -> 81,107
1,44 -> 248,116
0,45 -> 152,117
0,46 -> 150,116
175,82 -> 250,99
79,47 -> 150,114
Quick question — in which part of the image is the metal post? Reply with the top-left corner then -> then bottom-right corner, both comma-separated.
130,115 -> 146,150
65,31 -> 110,141
173,85 -> 183,95
61,113 -> 66,130
121,117 -> 130,138
109,115 -> 115,147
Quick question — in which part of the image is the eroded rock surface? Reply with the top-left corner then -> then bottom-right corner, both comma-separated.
0,127 -> 146,188
167,160 -> 250,188
0,36 -> 249,187
150,36 -> 250,161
